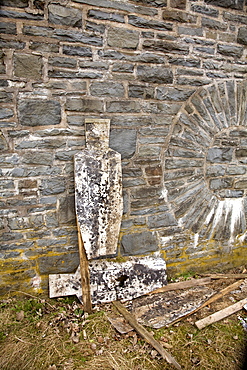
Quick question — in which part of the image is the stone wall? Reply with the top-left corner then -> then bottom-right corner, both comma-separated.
0,0 -> 247,296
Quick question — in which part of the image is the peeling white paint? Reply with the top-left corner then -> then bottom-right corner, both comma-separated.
75,119 -> 123,260
49,254 -> 167,304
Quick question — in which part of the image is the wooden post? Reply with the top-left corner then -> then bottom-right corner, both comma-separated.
77,218 -> 92,314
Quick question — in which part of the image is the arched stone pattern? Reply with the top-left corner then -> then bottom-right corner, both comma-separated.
163,79 -> 247,245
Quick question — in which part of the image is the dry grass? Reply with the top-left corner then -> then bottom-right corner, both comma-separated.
0,291 -> 246,370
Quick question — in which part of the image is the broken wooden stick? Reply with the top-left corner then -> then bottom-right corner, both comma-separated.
195,297 -> 247,330
202,273 -> 247,280
113,301 -> 181,370
148,277 -> 212,295
170,280 -> 243,326
76,217 -> 92,314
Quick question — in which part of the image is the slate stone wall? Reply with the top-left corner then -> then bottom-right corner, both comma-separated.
0,0 -> 247,296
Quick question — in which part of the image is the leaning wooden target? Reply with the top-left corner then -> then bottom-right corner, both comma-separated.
74,119 -> 123,260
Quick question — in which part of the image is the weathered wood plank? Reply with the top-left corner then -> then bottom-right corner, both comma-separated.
202,273 -> 247,279
195,297 -> 247,330
49,254 -> 167,304
75,118 -> 123,259
170,280 -> 243,326
148,277 -> 212,295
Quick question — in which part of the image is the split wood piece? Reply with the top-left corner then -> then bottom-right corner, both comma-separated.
107,315 -> 133,334
148,277 -> 212,295
170,280 -> 243,326
76,218 -> 92,314
195,297 -> 247,330
202,273 -> 247,279
113,301 -> 181,370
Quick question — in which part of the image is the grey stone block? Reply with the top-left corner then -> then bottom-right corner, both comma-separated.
218,190 -> 244,198
0,22 -> 16,34
177,77 -> 211,86
191,4 -> 219,17
206,165 -> 225,177
202,17 -> 227,30
0,40 -> 25,49
45,213 -> 59,228
38,253 -> 79,274
49,57 -> 77,68
1,0 -> 28,7
131,0 -> 167,6
223,12 -> 247,25
123,178 -> 146,187
156,87 -> 195,101
148,212 -> 177,228
85,21 -> 105,34
66,98 -> 104,112
205,0 -> 244,10
109,129 -> 137,159
207,147 -> 233,163
234,180 -> 247,189
48,4 -> 82,27
169,57 -> 200,68
23,26 -> 103,46
108,27 -> 139,49
178,26 -> 203,36
170,0 -> 186,9
1,232 -> 23,241
59,195 -> 76,224
18,100 -> 61,127
14,53 -> 43,79
237,27 -> 247,45
163,10 -> 196,23
226,165 -> 246,175
55,150 -> 79,161
138,145 -> 162,157
121,231 -> 158,255
0,108 -> 14,120
29,42 -> 59,53
48,71 -> 102,79
106,101 -> 141,113
63,45 -> 92,57
137,65 -> 173,84
40,177 -> 66,196
143,39 -> 189,54
209,178 -> 233,190
88,9 -> 124,23
141,101 -> 181,114
73,0 -> 158,16
136,53 -> 166,64
165,158 -> 203,169
0,9 -> 43,20
22,152 -> 53,165
128,15 -> 172,31
112,63 -> 134,73
67,115 -> 84,127
217,44 -> 243,58
129,84 -> 154,99
0,92 -> 13,103
90,82 -> 125,97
